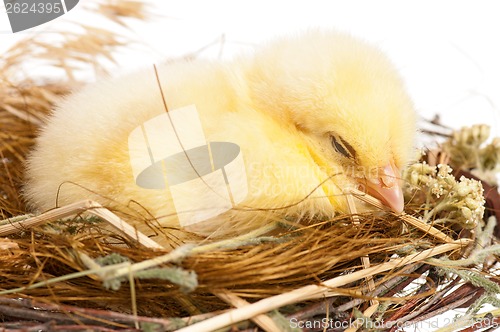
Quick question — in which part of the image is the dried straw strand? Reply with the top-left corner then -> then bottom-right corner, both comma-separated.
215,290 -> 282,332
0,200 -> 162,249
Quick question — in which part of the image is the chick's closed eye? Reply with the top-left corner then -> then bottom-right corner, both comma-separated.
330,133 -> 356,160
24,29 -> 417,241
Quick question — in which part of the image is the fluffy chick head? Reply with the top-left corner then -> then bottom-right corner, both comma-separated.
246,30 -> 417,213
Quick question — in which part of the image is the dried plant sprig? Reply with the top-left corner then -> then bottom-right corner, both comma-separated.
404,162 -> 485,228
88,252 -> 199,293
442,124 -> 500,184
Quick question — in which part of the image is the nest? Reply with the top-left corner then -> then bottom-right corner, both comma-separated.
1,2 -> 500,331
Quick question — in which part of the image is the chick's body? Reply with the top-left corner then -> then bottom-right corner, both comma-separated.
25,31 -> 416,239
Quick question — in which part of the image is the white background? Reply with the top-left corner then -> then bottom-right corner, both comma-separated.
1,0 -> 499,330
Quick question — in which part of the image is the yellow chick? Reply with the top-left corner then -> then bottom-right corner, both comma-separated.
24,30 -> 416,239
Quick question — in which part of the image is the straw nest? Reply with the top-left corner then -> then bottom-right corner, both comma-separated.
1,2 -> 500,331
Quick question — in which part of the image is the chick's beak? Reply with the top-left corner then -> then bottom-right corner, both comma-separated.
361,162 -> 404,214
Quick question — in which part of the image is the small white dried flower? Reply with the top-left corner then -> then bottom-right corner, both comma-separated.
455,182 -> 472,196
460,207 -> 472,220
431,182 -> 444,198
